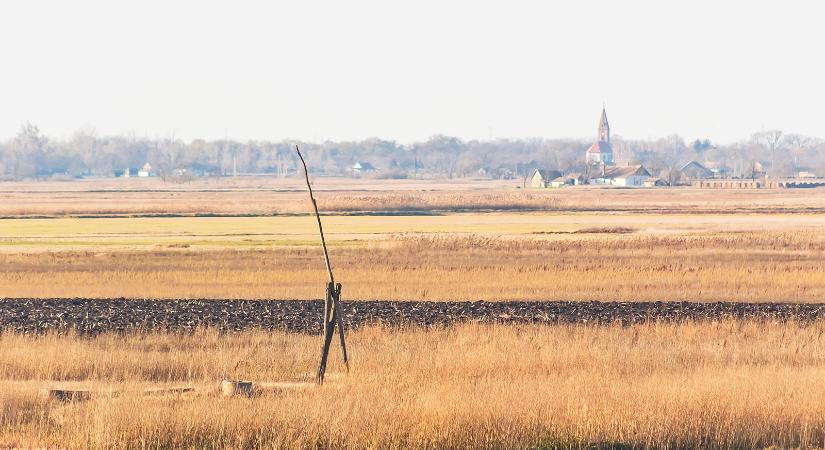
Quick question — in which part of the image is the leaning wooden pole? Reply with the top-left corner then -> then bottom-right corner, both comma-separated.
295,146 -> 349,384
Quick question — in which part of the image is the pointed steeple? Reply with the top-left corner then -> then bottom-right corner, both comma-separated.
598,106 -> 610,143
586,105 -> 615,165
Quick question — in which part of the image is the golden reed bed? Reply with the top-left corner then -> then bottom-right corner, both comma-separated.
1,321 -> 824,448
2,232 -> 824,301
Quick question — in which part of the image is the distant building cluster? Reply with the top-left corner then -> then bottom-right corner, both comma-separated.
528,107 -> 825,189
530,107 -> 654,188
104,109 -> 822,189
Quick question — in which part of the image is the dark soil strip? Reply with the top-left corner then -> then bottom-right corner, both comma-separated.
2,299 -> 825,335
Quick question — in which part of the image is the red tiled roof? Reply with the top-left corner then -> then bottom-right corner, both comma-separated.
586,141 -> 613,154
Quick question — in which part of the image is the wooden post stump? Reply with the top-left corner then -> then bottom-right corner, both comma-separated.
221,380 -> 254,397
39,389 -> 92,402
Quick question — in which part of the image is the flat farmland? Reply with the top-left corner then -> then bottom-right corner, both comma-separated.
1,179 -> 825,301
3,179 -> 825,448
3,211 -> 825,249
2,177 -> 825,217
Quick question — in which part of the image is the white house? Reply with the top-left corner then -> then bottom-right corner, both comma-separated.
590,164 -> 651,187
351,162 -> 377,175
137,163 -> 153,177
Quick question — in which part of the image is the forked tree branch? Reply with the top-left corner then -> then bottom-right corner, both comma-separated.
295,145 -> 334,284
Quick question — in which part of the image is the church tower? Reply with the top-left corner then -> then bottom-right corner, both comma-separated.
598,107 -> 609,143
586,106 -> 614,165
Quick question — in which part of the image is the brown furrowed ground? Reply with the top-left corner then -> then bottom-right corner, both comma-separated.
3,298 -> 825,335
3,322 -> 825,448
2,232 -> 824,301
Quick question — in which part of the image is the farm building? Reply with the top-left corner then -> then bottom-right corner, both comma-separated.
550,173 -> 586,188
350,162 -> 377,176
590,164 -> 651,187
528,169 -> 563,188
679,161 -> 714,180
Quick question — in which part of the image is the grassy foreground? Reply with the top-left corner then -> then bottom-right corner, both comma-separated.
1,321 -> 824,448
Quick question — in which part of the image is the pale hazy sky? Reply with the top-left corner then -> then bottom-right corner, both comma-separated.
1,0 -> 823,144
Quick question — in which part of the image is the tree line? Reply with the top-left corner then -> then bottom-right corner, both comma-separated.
1,123 -> 823,181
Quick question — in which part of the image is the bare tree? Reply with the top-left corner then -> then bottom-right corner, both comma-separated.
9,122 -> 47,179
752,130 -> 785,176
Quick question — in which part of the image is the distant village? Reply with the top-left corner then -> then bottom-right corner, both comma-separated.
526,108 -> 824,189
2,111 -> 824,187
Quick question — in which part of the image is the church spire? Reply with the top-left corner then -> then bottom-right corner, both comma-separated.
586,105 -> 615,165
598,106 -> 610,143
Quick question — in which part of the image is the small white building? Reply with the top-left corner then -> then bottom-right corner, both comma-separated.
591,164 -> 651,187
138,163 -> 153,177
350,162 -> 377,176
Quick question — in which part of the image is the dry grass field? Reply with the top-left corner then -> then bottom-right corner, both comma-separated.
2,321 -> 825,448
1,210 -> 824,300
1,179 -> 825,302
1,231 -> 825,301
2,179 -> 825,448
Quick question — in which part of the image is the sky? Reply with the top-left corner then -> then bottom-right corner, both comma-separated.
0,0 -> 823,144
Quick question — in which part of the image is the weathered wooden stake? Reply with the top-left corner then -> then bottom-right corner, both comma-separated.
295,146 -> 349,384
39,389 -> 93,402
334,283 -> 349,369
221,380 -> 254,397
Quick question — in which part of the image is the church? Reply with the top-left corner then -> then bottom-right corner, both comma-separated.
585,107 -> 651,187
530,106 -> 652,188
585,107 -> 614,165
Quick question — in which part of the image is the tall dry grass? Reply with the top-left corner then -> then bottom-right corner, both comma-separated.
2,231 -> 824,301
2,321 -> 825,448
